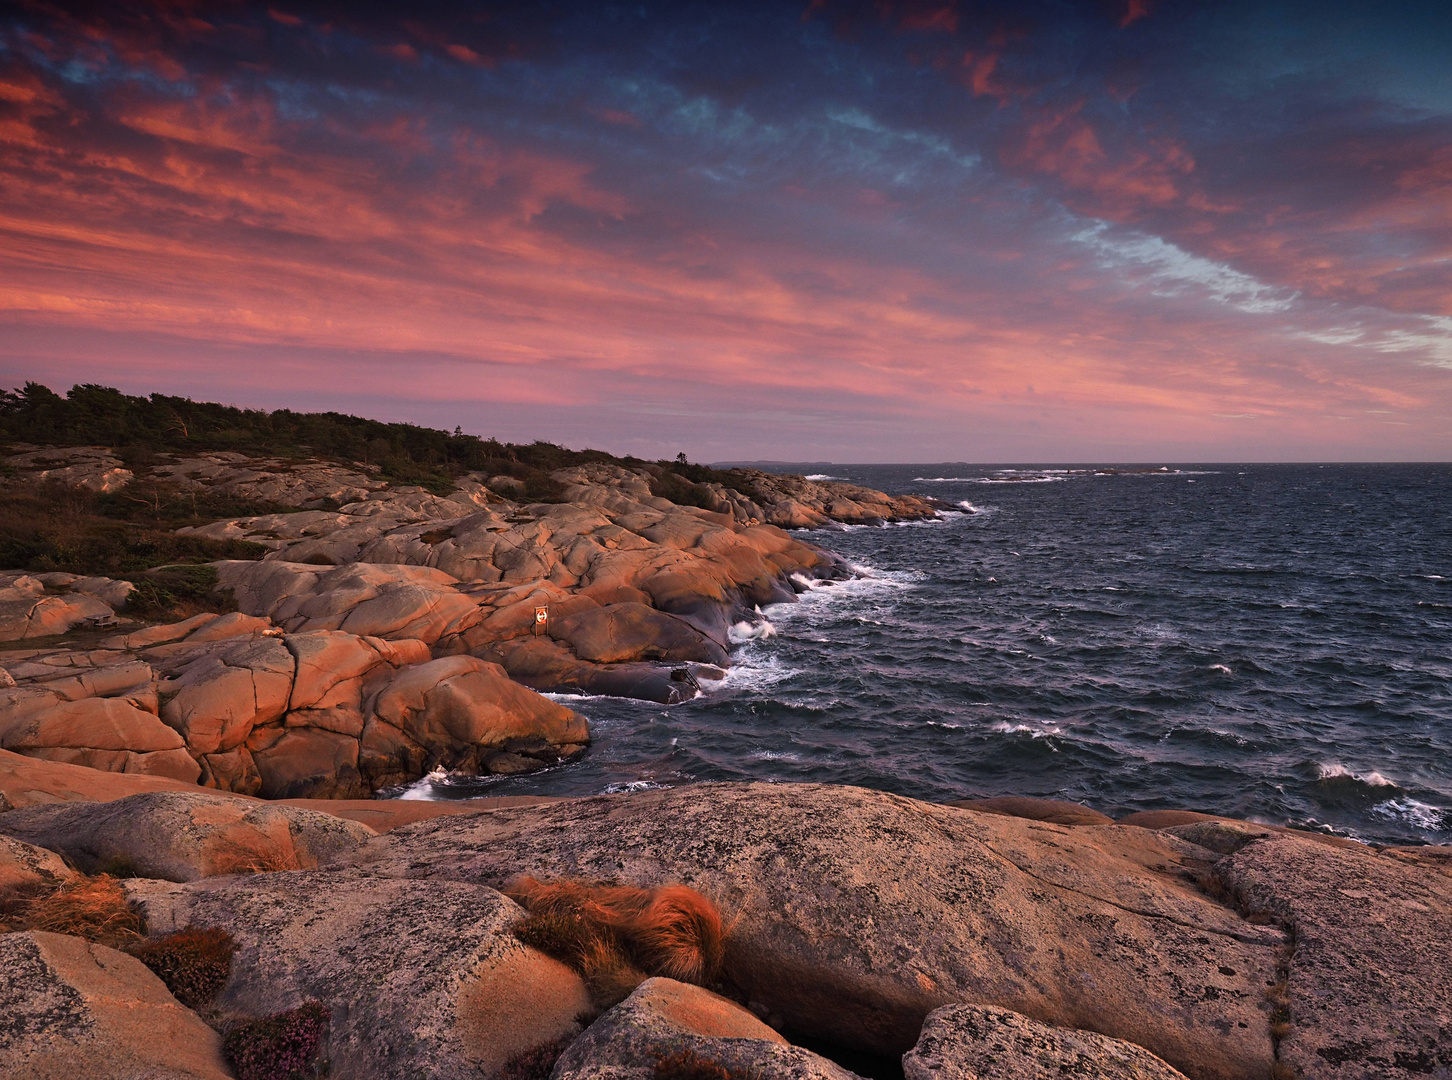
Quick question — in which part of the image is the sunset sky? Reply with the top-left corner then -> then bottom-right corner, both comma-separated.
2,1 -> 1449,462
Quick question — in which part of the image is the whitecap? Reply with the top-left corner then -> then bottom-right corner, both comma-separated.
1316,763 -> 1399,787
1370,797 -> 1449,832
1208,664 -> 1233,675
729,615 -> 778,643
803,473 -> 845,481
749,749 -> 802,761
600,780 -> 670,794
990,720 -> 1063,738
913,476 -> 977,482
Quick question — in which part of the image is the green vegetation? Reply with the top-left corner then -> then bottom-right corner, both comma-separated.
1,382 -> 760,502
0,475 -> 269,618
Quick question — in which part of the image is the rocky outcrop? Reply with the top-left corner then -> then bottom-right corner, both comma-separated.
903,1003 -> 1189,1080
948,795 -> 1115,826
1,611 -> 586,797
359,782 -> 1281,1080
0,930 -> 232,1080
0,791 -> 375,880
1216,830 -> 1452,1079
127,870 -> 593,1080
0,573 -> 120,642
553,977 -> 858,1080
4,445 -> 134,493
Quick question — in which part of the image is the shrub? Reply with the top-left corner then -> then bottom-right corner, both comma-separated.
223,1000 -> 330,1080
129,927 -> 236,1009
506,877 -> 725,1007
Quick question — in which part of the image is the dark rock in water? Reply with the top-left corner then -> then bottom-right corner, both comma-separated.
357,781 -> 1280,1080
0,930 -> 231,1079
948,795 -> 1114,826
1216,831 -> 1452,1080
0,790 -> 374,881
482,636 -> 705,704
127,870 -> 592,1080
903,1003 -> 1189,1080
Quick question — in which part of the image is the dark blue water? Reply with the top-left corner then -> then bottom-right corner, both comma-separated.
406,464 -> 1452,846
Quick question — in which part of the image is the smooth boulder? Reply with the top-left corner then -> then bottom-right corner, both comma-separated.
128,870 -> 592,1080
553,977 -> 858,1080
0,930 -> 232,1080
361,782 -> 1280,1080
0,790 -> 375,881
903,1003 -> 1189,1080
1216,831 -> 1452,1079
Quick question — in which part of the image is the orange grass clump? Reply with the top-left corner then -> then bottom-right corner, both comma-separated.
5,874 -> 144,948
506,876 -> 726,1005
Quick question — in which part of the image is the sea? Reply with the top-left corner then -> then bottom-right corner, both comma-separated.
401,463 -> 1452,847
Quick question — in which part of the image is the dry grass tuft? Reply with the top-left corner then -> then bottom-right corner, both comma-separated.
206,847 -> 301,877
129,926 -> 236,1009
3,874 -> 144,948
507,876 -> 726,1007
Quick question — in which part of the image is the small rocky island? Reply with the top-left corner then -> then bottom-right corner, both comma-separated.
1,385 -> 1447,1080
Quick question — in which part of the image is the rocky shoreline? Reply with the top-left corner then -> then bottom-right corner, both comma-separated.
2,444 -> 939,799
2,435 -> 1448,1080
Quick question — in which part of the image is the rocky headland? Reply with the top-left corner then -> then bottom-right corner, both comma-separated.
2,387 -> 1447,1080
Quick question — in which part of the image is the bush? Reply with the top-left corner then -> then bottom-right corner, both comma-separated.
223,1001 -> 330,1080
506,877 -> 726,1008
129,927 -> 236,1009
654,1048 -> 754,1080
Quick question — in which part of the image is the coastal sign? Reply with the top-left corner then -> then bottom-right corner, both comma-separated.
534,606 -> 549,636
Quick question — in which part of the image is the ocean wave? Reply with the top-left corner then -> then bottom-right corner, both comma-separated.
1370,797 -> 1449,832
803,473 -> 845,481
913,476 -> 978,482
1208,664 -> 1233,675
600,779 -> 671,794
990,720 -> 1063,739
1316,762 -> 1399,788
729,614 -> 778,643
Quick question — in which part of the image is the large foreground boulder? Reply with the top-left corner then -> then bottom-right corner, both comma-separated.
360,782 -> 1280,1080
0,791 -> 375,881
554,977 -> 857,1080
0,930 -> 232,1080
0,834 -> 77,892
1216,831 -> 1452,1079
127,870 -> 592,1080
903,1003 -> 1189,1080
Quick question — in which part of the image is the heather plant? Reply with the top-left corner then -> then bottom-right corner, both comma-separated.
223,1001 -> 330,1080
128,927 -> 236,1009
654,1048 -> 755,1080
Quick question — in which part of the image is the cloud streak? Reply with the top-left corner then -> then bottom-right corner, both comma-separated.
0,0 -> 1449,460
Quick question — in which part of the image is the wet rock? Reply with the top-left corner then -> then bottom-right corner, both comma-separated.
903,1003 -> 1189,1080
0,790 -> 374,881
1216,832 -> 1452,1079
127,870 -> 592,1080
549,602 -> 728,666
948,795 -> 1114,826
0,930 -> 231,1080
362,782 -> 1280,1080
554,977 -> 859,1080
